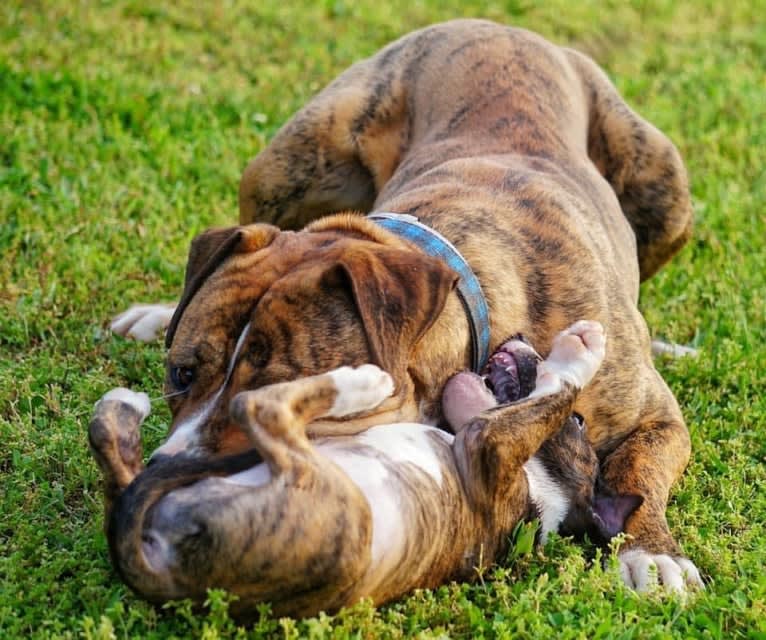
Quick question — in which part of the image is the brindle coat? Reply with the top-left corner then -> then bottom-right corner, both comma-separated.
114,20 -> 697,585
90,325 -> 612,619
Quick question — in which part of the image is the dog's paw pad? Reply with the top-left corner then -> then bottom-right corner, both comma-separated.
327,365 -> 395,417
543,320 -> 606,389
111,304 -> 176,342
619,548 -> 704,594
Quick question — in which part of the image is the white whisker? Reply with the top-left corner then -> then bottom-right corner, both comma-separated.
149,389 -> 187,403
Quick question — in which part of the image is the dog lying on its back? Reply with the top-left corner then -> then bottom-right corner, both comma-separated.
90,320 -> 641,619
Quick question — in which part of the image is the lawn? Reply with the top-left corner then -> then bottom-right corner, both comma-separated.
1,0 -> 764,637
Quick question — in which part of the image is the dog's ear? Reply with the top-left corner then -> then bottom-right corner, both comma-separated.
166,224 -> 279,348
336,246 -> 458,381
590,491 -> 644,541
182,225 -> 278,289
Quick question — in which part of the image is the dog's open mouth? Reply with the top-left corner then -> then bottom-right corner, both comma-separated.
483,336 -> 541,403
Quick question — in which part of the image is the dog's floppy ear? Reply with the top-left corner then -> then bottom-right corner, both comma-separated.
165,224 -> 279,348
335,246 -> 458,381
590,489 -> 643,541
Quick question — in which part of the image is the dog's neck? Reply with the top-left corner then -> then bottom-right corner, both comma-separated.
368,212 -> 491,373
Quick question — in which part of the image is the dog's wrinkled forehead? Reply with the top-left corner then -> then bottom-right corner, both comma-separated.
169,256 -> 271,352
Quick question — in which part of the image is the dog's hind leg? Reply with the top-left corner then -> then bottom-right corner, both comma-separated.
229,364 -> 394,478
567,50 -> 694,281
238,30 -> 440,229
104,368 -> 390,616
217,366 -> 393,617
238,62 -> 407,228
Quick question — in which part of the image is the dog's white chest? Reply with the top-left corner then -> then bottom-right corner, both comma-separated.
319,424 -> 452,570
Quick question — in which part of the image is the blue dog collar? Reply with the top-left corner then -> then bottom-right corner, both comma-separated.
368,212 -> 491,372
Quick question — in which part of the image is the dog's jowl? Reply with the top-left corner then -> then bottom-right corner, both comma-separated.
111,20 -> 701,592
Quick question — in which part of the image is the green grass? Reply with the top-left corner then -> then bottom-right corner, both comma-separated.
1,1 -> 764,637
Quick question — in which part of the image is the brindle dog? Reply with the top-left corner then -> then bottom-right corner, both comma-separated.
112,20 -> 700,590
91,322 -> 639,618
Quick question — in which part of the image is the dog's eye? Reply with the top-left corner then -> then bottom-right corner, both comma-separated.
170,366 -> 195,391
573,412 -> 585,431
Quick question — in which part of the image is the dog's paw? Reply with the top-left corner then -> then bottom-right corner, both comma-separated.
89,388 -> 150,487
619,548 -> 704,594
326,365 -> 395,418
110,303 -> 176,342
533,320 -> 606,395
94,387 -> 151,420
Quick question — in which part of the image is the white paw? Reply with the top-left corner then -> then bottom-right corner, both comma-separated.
326,365 -> 395,418
619,548 -> 704,594
110,304 -> 177,342
538,320 -> 606,390
95,387 -> 151,421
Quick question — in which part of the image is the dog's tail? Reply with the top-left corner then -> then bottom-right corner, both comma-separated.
566,49 -> 693,281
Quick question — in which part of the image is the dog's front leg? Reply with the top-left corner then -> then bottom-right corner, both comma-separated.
88,388 -> 150,524
566,49 -> 693,281
600,415 -> 704,593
